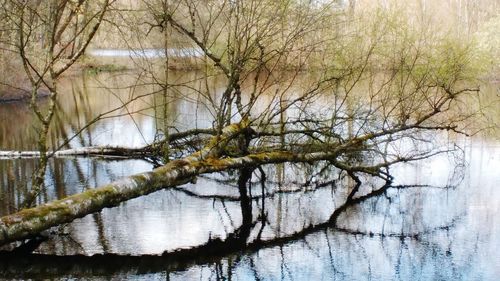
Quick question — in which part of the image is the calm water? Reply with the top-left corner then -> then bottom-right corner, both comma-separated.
87,48 -> 204,58
0,70 -> 498,280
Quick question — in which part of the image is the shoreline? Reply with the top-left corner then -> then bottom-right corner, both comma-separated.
0,89 -> 50,104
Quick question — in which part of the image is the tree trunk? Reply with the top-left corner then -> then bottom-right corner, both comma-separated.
0,128 -> 215,159
0,147 -> 153,158
0,122 -> 384,247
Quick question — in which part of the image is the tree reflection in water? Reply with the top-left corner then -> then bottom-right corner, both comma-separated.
0,72 -> 498,280
1,139 -> 498,281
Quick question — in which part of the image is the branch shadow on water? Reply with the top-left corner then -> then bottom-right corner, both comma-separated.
0,163 -> 464,279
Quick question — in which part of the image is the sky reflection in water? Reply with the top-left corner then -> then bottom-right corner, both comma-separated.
0,72 -> 498,280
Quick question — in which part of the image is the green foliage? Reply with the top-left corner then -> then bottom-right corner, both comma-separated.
326,7 -> 486,85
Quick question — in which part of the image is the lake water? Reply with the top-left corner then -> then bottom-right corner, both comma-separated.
0,69 -> 498,280
87,48 -> 204,58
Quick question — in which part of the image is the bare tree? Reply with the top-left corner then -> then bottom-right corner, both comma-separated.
0,0 -> 112,207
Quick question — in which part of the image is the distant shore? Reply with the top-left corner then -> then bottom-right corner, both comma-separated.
0,88 -> 49,103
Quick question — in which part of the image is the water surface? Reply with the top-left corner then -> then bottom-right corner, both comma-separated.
0,70 -> 498,280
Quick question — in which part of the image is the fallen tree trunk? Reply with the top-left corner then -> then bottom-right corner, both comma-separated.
0,145 -> 376,247
0,147 -> 149,158
0,128 -> 216,159
0,123 -> 244,246
0,119 -> 398,246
